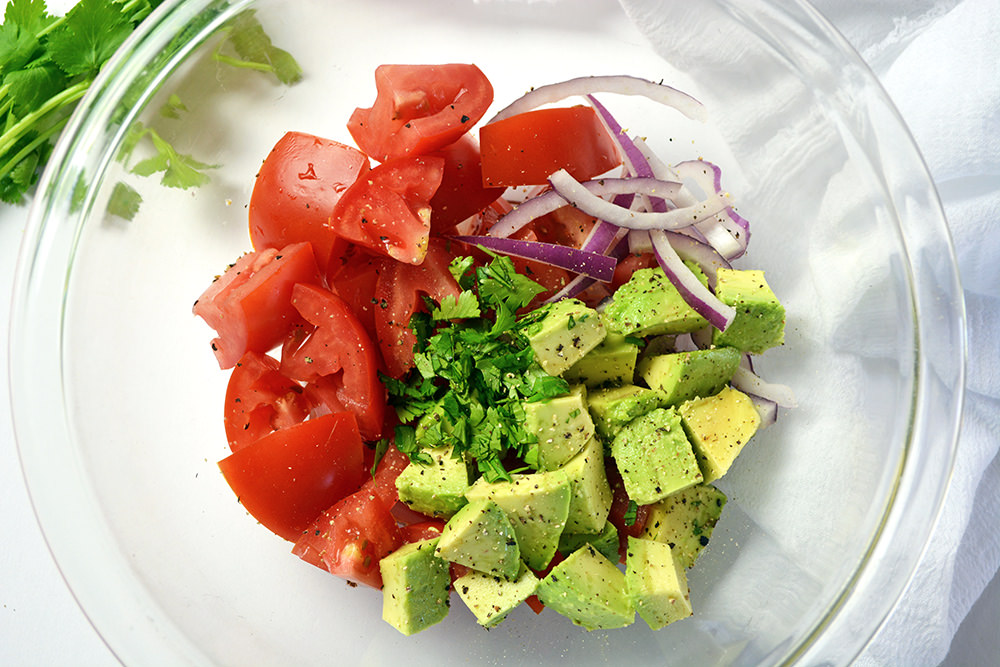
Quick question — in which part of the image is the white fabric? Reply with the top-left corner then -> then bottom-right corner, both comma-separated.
810,0 -> 1000,664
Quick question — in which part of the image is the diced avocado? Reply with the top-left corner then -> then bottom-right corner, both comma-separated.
536,544 -> 634,630
524,385 -> 595,471
637,347 -> 740,406
587,384 -> 668,442
603,266 -> 708,337
679,386 -> 760,483
641,484 -> 727,569
395,446 -> 470,519
465,470 -> 572,571
559,436 -> 613,534
562,331 -> 639,388
435,499 -> 520,579
455,561 -> 539,628
610,408 -> 703,505
558,520 -> 620,563
520,298 -> 607,376
380,537 -> 451,636
711,268 -> 785,353
625,537 -> 692,630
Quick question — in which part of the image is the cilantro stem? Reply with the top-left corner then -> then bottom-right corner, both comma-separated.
0,80 -> 89,159
0,116 -> 70,184
211,52 -> 276,74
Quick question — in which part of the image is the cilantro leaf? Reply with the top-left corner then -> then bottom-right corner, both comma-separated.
213,10 -> 302,85
432,291 -> 480,321
46,0 -> 133,78
107,180 -> 141,220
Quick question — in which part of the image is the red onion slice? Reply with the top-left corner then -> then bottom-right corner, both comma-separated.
489,75 -> 708,124
730,366 -> 797,408
664,230 -> 732,289
650,229 -> 736,331
749,395 -> 778,427
451,235 -> 617,282
674,159 -> 750,259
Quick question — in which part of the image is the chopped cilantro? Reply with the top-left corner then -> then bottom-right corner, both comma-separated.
623,499 -> 639,527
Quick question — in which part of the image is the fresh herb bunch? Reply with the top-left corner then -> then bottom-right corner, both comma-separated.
384,253 -> 571,483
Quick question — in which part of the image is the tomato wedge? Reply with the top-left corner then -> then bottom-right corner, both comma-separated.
480,105 -> 622,187
249,132 -> 369,270
329,155 -> 444,265
218,412 -> 367,542
224,351 -> 311,452
193,242 -> 323,369
281,283 -> 385,441
348,63 -> 493,162
427,134 -> 504,233
326,245 -> 385,345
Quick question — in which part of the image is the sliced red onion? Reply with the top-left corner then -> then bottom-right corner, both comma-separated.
749,395 -> 778,428
548,169 -> 730,232
674,159 -> 749,259
543,228 -> 630,303
490,75 -> 708,124
628,229 -> 653,254
451,235 -> 617,282
587,95 -> 653,177
730,366 -> 798,408
664,230 -> 732,289
650,229 -> 735,331
486,189 -> 567,238
673,333 -> 698,352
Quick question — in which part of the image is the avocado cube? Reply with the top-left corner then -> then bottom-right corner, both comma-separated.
435,499 -> 520,579
536,544 -> 635,630
520,298 -> 607,376
380,538 -> 451,636
711,268 -> 785,353
637,346 -> 740,406
455,561 -> 539,628
603,266 -> 708,337
641,484 -> 727,569
587,384 -> 668,442
625,537 -> 692,630
465,470 -> 572,571
558,520 -> 620,563
524,385 -> 595,471
610,408 -> 703,505
680,386 -> 760,483
562,331 -> 639,388
395,446 -> 470,519
558,436 -> 613,534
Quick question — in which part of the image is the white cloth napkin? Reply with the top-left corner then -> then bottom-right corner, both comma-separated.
810,0 -> 1000,664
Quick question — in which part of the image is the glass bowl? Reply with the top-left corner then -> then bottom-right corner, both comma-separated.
10,0 -> 964,664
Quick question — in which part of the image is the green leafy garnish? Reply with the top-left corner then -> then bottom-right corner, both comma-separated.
212,9 -> 302,85
384,253 -> 567,482
623,500 -> 639,527
106,179 -> 140,219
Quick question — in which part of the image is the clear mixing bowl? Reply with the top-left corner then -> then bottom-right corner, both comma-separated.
10,0 -> 965,664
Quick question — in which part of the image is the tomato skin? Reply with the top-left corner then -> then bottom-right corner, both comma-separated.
249,132 -> 369,270
399,519 -> 446,544
373,239 -> 462,378
281,283 -> 386,441
606,462 -> 651,562
329,155 -> 444,265
224,351 -> 311,452
193,242 -> 323,369
348,64 -> 493,162
427,134 -> 504,233
480,105 -> 622,187
325,246 -> 385,344
218,412 -> 367,542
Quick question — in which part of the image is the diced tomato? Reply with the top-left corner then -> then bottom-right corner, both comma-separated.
224,351 -> 311,452
373,239 -> 462,378
218,412 -> 367,542
427,134 -> 504,233
280,283 -> 385,441
329,155 -> 444,265
524,550 -> 565,615
193,242 -> 324,369
606,462 -> 651,562
399,520 -> 446,544
480,105 -> 622,187
348,64 -> 493,162
249,132 -> 369,270
325,246 -> 385,344
506,227 -> 570,309
531,205 -> 599,248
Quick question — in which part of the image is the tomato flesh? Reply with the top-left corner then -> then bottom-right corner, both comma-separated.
224,351 -> 311,452
427,134 -> 504,233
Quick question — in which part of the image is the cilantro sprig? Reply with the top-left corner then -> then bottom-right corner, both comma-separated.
384,253 -> 570,483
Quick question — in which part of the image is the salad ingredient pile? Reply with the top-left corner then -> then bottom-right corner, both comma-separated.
193,63 -> 792,635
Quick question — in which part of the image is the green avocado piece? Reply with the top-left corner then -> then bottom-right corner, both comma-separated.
559,436 -> 613,534
455,561 -> 539,628
637,346 -> 740,406
465,470 -> 572,571
524,385 -> 595,471
562,331 -> 639,388
558,520 -> 620,563
610,407 -> 703,505
603,266 -> 708,337
625,536 -> 692,630
435,499 -> 520,579
380,537 -> 451,636
520,298 -> 607,376
641,484 -> 727,569
395,446 -> 470,519
536,544 -> 635,630
711,268 -> 785,354
679,386 -> 760,483
587,384 -> 669,442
